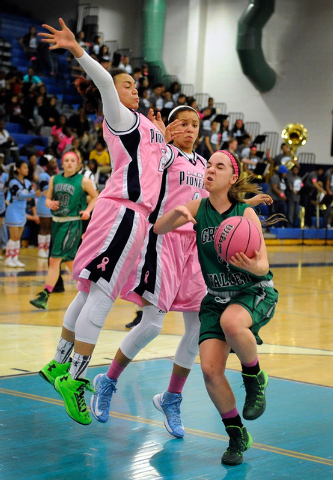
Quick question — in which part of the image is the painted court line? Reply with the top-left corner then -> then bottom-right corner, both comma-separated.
1,387 -> 332,467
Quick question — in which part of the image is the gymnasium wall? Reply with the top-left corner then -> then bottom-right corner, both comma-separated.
163,0 -> 333,164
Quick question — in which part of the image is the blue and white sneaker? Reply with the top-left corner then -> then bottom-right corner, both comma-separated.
90,373 -> 117,423
153,391 -> 184,438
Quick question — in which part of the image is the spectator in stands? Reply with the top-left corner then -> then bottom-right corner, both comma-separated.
98,45 -> 111,63
187,97 -> 204,119
286,165 -> 302,227
38,96 -> 60,127
241,145 -> 263,175
51,114 -> 67,151
22,68 -> 43,97
169,81 -> 181,103
29,95 -> 45,133
236,133 -> 251,158
201,97 -> 216,117
137,86 -> 150,116
230,119 -> 249,143
219,117 -> 230,148
67,106 -> 91,142
0,71 -> 6,90
91,35 -> 102,56
57,126 -> 74,156
89,140 -> 110,167
176,93 -> 187,107
200,108 -> 213,135
148,83 -> 165,111
300,166 -> 326,228
202,119 -> 220,158
5,94 -> 31,131
266,165 -> 288,227
274,143 -> 293,167
100,58 -> 112,72
323,166 -> 333,228
0,119 -> 20,164
27,152 -> 44,183
227,137 -> 239,157
63,137 -> 84,161
132,67 -> 143,89
19,26 -> 40,71
119,55 -> 132,74
76,31 -> 89,51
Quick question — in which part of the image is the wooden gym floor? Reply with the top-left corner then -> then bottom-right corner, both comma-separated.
0,245 -> 333,479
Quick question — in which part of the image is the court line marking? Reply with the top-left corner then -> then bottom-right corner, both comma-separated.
0,387 -> 332,467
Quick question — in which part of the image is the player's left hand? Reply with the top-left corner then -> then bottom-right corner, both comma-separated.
80,210 -> 90,220
148,109 -> 166,136
229,251 -> 260,274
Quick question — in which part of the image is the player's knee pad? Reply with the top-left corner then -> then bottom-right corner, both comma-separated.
75,283 -> 113,344
174,312 -> 200,369
63,291 -> 88,332
120,304 -> 165,359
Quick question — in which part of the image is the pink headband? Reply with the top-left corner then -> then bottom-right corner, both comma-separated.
61,151 -> 80,164
218,150 -> 239,178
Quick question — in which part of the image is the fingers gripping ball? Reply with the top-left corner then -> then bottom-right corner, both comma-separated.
214,216 -> 261,263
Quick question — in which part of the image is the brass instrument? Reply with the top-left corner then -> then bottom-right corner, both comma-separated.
281,123 -> 308,169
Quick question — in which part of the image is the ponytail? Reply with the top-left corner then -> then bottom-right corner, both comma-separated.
73,76 -> 101,113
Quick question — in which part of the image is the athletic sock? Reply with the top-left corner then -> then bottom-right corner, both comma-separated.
70,352 -> 91,379
106,358 -> 126,381
222,410 -> 243,429
167,372 -> 188,394
54,337 -> 74,363
44,285 -> 54,294
241,357 -> 260,376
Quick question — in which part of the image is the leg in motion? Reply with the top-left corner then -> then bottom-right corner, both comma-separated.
90,301 -> 165,423
200,338 -> 252,466
153,311 -> 200,438
221,304 -> 268,421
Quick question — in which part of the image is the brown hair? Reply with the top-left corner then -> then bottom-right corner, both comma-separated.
73,67 -> 127,113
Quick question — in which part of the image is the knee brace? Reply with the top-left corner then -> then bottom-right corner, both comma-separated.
75,283 -> 113,344
174,311 -> 200,369
63,291 -> 88,332
120,304 -> 165,360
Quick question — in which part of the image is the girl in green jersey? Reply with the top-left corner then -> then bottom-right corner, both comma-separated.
154,150 -> 278,466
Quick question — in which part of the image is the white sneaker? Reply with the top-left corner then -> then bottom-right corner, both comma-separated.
38,249 -> 48,258
0,254 -> 3,260
4,258 -> 17,267
12,258 -> 25,267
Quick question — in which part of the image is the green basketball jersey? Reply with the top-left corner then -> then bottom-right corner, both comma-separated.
194,198 -> 273,293
52,173 -> 87,217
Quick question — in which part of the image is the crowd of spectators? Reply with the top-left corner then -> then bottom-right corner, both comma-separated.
0,24 -> 332,257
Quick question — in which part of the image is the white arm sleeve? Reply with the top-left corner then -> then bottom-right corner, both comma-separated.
76,51 -> 135,131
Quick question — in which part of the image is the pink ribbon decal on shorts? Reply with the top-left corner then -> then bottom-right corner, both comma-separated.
97,257 -> 109,271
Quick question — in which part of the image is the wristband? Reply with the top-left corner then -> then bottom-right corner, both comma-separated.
280,193 -> 284,198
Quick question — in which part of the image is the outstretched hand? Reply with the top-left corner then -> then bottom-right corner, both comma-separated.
175,205 -> 197,225
148,108 -> 166,136
165,119 -> 184,144
38,18 -> 83,57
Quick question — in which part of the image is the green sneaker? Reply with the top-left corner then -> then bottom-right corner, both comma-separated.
242,370 -> 269,420
54,374 -> 95,425
222,426 -> 252,466
30,290 -> 49,310
39,359 -> 71,386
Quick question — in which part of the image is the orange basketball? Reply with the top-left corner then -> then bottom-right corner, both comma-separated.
214,216 -> 262,263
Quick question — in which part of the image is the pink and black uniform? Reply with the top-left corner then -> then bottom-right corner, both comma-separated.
121,144 -> 208,312
71,52 -> 166,300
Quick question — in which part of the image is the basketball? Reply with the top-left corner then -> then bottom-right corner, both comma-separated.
214,216 -> 262,263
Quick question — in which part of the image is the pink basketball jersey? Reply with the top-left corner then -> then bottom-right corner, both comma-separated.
148,145 -> 209,232
99,112 -> 167,214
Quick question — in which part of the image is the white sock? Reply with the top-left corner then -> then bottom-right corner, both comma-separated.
70,352 -> 91,379
38,234 -> 46,250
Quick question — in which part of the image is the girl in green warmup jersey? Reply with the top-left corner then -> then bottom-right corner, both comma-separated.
154,150 -> 279,467
30,151 -> 98,309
